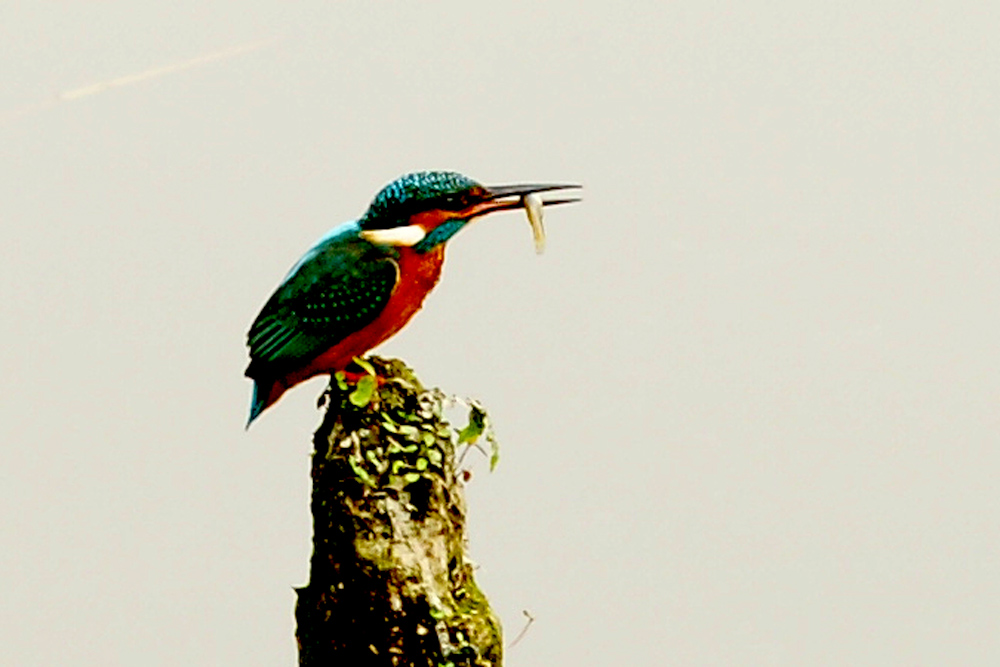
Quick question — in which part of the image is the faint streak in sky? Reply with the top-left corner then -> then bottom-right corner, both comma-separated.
0,36 -> 281,124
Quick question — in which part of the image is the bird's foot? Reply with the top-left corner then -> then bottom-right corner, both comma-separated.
318,358 -> 388,408
337,369 -> 386,385
317,371 -> 386,407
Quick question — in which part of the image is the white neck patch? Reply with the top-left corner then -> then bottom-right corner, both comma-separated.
359,224 -> 427,247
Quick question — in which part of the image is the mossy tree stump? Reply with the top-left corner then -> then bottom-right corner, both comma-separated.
295,357 -> 502,666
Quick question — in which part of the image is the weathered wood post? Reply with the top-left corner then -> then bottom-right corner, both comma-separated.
294,357 -> 502,666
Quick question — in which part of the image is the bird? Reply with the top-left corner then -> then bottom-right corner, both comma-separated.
245,170 -> 580,426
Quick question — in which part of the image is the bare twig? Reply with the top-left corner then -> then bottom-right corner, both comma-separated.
508,610 -> 535,649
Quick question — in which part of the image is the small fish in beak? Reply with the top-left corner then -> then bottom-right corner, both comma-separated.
522,192 -> 546,254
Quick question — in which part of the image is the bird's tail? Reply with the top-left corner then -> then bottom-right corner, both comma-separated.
246,379 -> 281,429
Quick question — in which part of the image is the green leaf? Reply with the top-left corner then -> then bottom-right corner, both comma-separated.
348,457 -> 375,486
487,424 -> 500,471
334,371 -> 348,391
489,441 -> 500,472
352,356 -> 376,376
349,375 -> 377,407
457,406 -> 486,444
403,472 -> 421,484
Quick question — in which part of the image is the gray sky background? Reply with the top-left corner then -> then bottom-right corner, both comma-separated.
2,2 -> 998,665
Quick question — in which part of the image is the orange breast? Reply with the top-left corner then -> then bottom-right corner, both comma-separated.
284,245 -> 446,386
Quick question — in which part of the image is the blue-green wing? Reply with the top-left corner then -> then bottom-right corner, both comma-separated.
245,234 -> 398,378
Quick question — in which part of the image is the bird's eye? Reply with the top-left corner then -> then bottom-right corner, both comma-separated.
442,194 -> 462,209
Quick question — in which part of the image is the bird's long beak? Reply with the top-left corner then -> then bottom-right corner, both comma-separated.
464,183 -> 581,254
466,183 -> 582,217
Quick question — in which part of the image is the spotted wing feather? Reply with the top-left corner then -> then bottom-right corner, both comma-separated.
245,236 -> 399,379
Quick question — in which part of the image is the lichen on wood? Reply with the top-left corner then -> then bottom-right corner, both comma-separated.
295,356 -> 502,666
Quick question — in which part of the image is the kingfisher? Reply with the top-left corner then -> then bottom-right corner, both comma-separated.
245,171 -> 579,426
